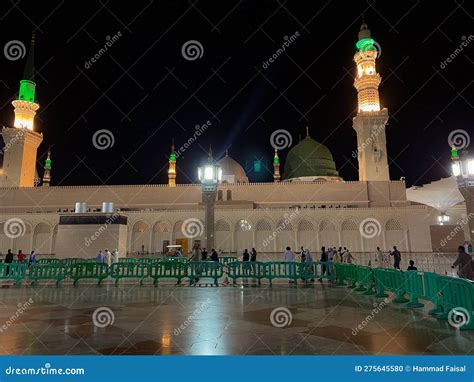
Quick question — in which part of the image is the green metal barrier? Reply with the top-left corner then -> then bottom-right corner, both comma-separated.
264,262 -> 299,285
354,266 -> 375,295
436,276 -> 474,330
162,257 -> 188,263
373,268 -> 408,303
70,263 -> 109,286
299,262 -> 333,284
218,256 -> 238,266
404,271 -> 443,314
148,262 -> 185,285
28,264 -> 69,286
36,258 -> 61,265
109,263 -> 148,286
137,258 -> 161,265
118,258 -> 137,263
187,261 -> 223,286
334,263 -> 356,286
0,262 -> 27,285
226,261 -> 265,284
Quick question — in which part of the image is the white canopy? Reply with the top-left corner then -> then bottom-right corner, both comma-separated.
406,176 -> 464,212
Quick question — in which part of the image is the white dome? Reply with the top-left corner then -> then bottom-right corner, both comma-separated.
218,153 -> 248,184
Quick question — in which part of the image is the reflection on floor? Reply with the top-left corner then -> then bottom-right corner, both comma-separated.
0,280 -> 472,355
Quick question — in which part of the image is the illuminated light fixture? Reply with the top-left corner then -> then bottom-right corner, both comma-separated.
437,213 -> 450,225
356,37 -> 375,51
451,162 -> 461,177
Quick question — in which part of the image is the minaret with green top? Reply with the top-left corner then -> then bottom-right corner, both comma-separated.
273,149 -> 280,182
0,34 -> 43,188
168,140 -> 176,187
42,149 -> 52,186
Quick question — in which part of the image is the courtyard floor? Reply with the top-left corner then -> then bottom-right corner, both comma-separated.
0,280 -> 472,355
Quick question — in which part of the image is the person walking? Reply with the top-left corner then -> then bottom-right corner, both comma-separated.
242,249 -> 250,262
5,249 -> 14,275
104,249 -> 112,266
391,246 -> 401,270
190,244 -> 202,283
96,250 -> 105,264
452,245 -> 474,280
250,248 -> 257,262
345,248 -> 355,264
242,248 -> 250,275
375,247 -> 383,266
201,248 -> 208,261
17,250 -> 26,263
283,246 -> 295,283
319,246 -> 327,282
112,249 -> 119,263
28,250 -> 36,267
210,248 -> 219,262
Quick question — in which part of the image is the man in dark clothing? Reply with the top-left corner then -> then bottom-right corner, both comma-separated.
250,248 -> 257,262
407,260 -> 417,271
452,245 -> 474,280
391,246 -> 401,270
201,248 -> 208,261
5,249 -> 14,275
210,249 -> 219,262
319,246 -> 327,282
242,249 -> 250,262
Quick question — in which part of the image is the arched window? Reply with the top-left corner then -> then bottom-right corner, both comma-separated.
226,190 -> 232,201
217,190 -> 223,201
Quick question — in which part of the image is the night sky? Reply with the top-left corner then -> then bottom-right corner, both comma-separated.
0,0 -> 472,187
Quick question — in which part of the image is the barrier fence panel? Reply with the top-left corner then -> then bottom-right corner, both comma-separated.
109,263 -> 148,286
299,262 -> 332,284
355,266 -> 375,295
70,263 -> 109,286
264,262 -> 299,285
36,258 -> 61,265
0,262 -> 27,285
436,276 -> 474,330
148,262 -> 185,285
373,268 -> 409,303
226,261 -> 266,284
29,264 -> 69,286
187,261 -> 223,286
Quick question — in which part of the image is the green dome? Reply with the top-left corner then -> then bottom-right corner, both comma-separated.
283,136 -> 339,180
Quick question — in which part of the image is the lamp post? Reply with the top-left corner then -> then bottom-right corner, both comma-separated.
198,148 -> 222,251
451,146 -> 474,241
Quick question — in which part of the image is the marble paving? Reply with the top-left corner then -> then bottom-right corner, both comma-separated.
0,279 -> 472,355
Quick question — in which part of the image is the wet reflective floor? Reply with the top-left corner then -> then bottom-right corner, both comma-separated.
0,280 -> 472,355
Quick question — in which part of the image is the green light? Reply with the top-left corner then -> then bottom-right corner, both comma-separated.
356,37 -> 375,52
18,80 -> 36,102
253,160 -> 261,173
170,153 -> 176,161
451,147 -> 459,159
273,154 -> 279,165
44,158 -> 52,170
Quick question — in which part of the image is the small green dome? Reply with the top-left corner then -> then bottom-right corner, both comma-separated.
283,136 -> 339,180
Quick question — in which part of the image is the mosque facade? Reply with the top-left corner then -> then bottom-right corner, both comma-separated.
0,25 -> 470,258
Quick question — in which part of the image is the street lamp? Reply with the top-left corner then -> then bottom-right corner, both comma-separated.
451,146 -> 474,238
198,147 -> 222,251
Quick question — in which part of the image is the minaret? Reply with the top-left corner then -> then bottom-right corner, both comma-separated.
0,34 -> 43,188
168,140 -> 176,187
352,22 -> 390,181
273,149 -> 281,182
42,149 -> 52,186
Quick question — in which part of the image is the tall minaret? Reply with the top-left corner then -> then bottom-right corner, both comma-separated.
42,149 -> 52,186
168,140 -> 176,187
273,149 -> 280,182
352,22 -> 390,181
1,34 -> 43,188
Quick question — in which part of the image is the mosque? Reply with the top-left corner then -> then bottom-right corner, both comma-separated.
0,24 -> 469,259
